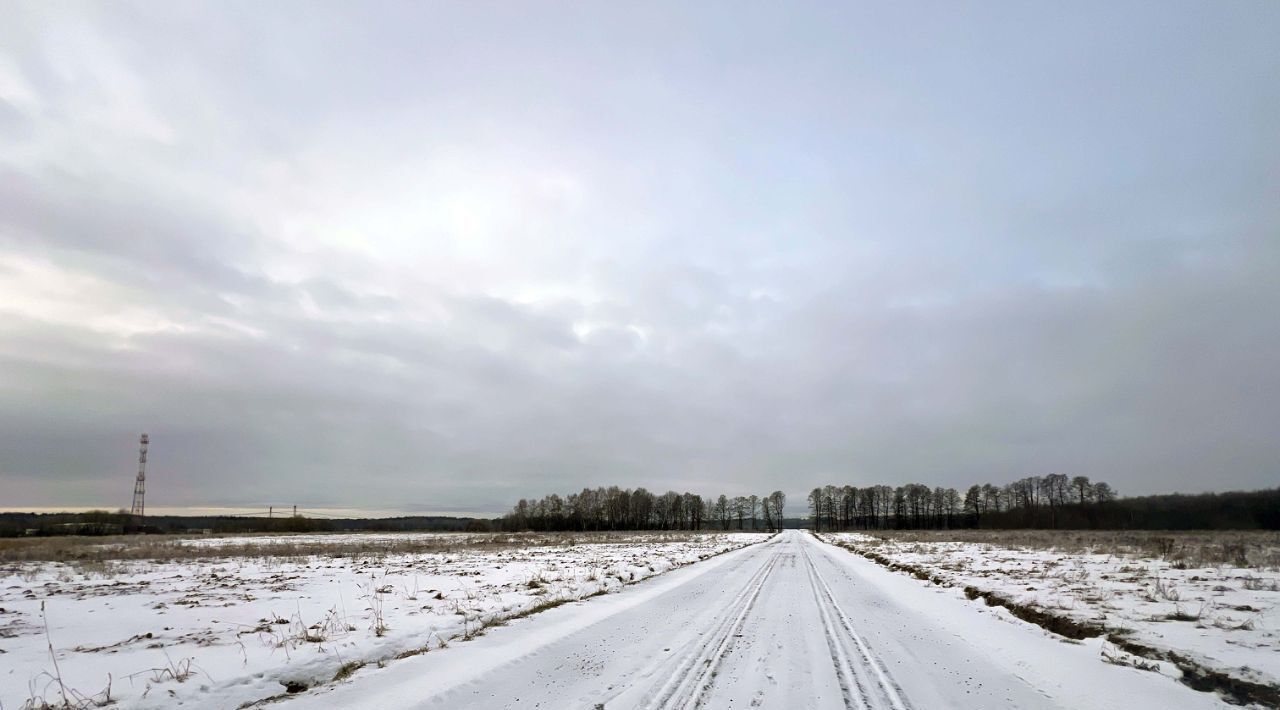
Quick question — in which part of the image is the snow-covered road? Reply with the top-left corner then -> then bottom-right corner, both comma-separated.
290,530 -> 1232,709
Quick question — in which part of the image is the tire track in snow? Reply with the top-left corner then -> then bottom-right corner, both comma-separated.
799,540 -> 911,710
801,542 -> 867,709
638,536 -> 785,710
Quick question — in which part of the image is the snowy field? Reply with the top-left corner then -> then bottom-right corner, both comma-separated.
821,531 -> 1280,700
174,532 -> 475,548
0,531 -> 769,708
286,530 -> 1236,710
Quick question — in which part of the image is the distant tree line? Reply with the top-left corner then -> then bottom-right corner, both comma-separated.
504,483 -> 1278,533
807,478 -> 1280,531
0,511 -> 492,538
501,488 -> 788,532
9,484 -> 1274,538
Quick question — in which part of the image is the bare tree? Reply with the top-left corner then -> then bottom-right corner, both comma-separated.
501,475 -> 1127,533
768,490 -> 786,530
1043,474 -> 1070,528
1093,481 -> 1116,504
964,485 -> 983,526
715,495 -> 730,530
731,496 -> 747,530
808,488 -> 824,531
982,484 -> 1002,514
943,488 -> 961,528
1072,476 -> 1093,507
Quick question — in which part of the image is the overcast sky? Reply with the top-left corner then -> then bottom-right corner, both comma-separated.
2,2 -> 1277,515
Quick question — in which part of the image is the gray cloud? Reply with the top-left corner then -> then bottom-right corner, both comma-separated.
1,1 -> 1278,514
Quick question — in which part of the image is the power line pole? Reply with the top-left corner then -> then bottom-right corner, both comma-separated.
130,433 -> 148,517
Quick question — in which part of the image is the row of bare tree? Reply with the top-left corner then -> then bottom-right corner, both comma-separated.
808,474 -> 1117,531
501,488 -> 788,532
501,480 -> 1280,532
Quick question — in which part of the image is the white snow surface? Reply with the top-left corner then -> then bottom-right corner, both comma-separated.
0,531 -> 767,708
287,530 -> 1235,709
823,532 -> 1280,692
173,532 -> 479,548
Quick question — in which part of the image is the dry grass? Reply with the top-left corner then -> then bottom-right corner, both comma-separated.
853,530 -> 1280,569
0,530 -> 739,564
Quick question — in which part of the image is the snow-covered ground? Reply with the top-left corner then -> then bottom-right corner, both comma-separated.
173,532 -> 474,548
285,530 -> 1234,710
822,532 -> 1280,698
0,531 -> 768,708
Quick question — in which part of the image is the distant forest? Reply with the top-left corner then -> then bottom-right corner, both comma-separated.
0,512 -> 490,538
502,490 -> 789,532
502,481 -> 1280,532
806,477 -> 1279,531
5,482 -> 1276,538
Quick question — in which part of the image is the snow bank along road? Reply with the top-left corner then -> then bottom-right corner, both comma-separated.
291,530 -> 1232,709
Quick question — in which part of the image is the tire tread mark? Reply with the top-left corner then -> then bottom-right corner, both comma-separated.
645,538 -> 784,710
800,540 -> 911,710
801,545 -> 867,709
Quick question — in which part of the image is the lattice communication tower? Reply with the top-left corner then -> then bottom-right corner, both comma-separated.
130,433 -> 148,516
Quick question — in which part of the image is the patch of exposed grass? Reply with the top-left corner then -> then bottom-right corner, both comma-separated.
331,661 -> 365,683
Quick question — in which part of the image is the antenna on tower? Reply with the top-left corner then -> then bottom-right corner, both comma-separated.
131,433 -> 148,517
